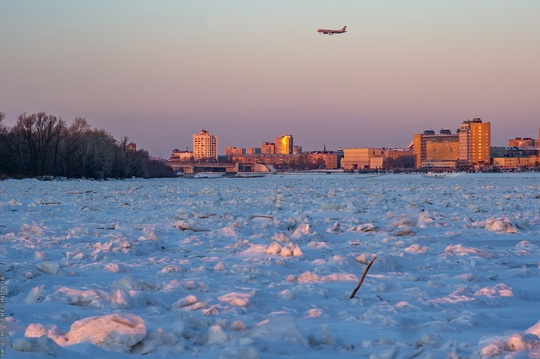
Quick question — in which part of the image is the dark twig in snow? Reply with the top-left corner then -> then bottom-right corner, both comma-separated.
349,255 -> 377,299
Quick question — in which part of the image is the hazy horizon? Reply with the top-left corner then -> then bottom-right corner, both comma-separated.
2,1 -> 539,157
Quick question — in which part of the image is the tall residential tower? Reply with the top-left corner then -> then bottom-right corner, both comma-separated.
459,118 -> 491,167
193,129 -> 218,160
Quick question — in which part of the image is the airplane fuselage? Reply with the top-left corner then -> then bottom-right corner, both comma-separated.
317,26 -> 347,35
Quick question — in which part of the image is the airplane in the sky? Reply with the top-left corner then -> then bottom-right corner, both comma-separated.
317,26 -> 347,35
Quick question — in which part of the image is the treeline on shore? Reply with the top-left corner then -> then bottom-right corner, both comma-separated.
0,112 -> 176,179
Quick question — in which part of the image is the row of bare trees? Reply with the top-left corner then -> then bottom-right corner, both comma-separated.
0,112 -> 175,179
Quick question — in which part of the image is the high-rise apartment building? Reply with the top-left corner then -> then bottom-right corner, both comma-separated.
458,118 -> 490,167
274,135 -> 293,155
193,129 -> 218,160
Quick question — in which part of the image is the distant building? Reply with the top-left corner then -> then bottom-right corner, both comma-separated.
292,145 -> 302,154
411,119 -> 490,170
341,148 -> 384,170
274,135 -> 293,155
383,149 -> 415,169
413,130 -> 459,169
126,142 -> 137,151
493,156 -> 539,170
370,157 -> 384,170
426,136 -> 459,168
233,153 -> 306,169
508,137 -> 536,148
490,146 -> 539,158
307,151 -> 339,169
193,129 -> 218,160
169,149 -> 193,162
247,147 -> 261,155
459,118 -> 491,168
224,147 -> 245,156
261,142 -> 275,154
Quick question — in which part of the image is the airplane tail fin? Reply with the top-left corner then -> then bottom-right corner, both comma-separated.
342,26 -> 347,31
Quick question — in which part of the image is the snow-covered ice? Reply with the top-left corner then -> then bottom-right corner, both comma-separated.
1,173 -> 540,358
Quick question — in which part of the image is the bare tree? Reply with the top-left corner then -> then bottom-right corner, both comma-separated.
14,113 -> 66,176
52,117 -> 91,176
1,112 -> 156,179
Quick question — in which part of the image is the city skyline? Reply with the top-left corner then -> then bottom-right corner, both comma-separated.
2,1 -> 539,157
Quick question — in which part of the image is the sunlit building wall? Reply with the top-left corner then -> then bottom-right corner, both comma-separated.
261,142 -> 275,154
493,156 -> 539,170
384,149 -> 415,169
424,140 -> 459,169
224,147 -> 245,156
508,138 -> 535,147
459,118 -> 491,166
413,130 -> 458,168
307,152 -> 338,169
274,135 -> 293,155
370,157 -> 384,170
193,129 -> 218,160
341,148 -> 383,170
469,119 -> 491,166
413,133 -> 424,168
247,148 -> 261,155
426,139 -> 459,162
169,149 -> 193,161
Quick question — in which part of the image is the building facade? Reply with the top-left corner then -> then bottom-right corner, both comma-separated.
169,149 -> 193,162
224,147 -> 245,156
459,118 -> 491,168
383,149 -> 415,169
261,142 -> 275,154
193,129 -> 218,160
425,138 -> 459,167
307,151 -> 339,169
413,130 -> 459,169
247,147 -> 261,155
274,135 -> 294,155
508,137 -> 536,148
413,119 -> 490,170
341,148 -> 384,170
493,156 -> 539,170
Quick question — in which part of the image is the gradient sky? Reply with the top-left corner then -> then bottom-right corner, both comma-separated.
2,1 -> 539,157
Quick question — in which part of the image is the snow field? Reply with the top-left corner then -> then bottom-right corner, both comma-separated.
1,173 -> 540,358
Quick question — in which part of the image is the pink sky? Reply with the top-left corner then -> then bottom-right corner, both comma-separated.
1,1 -> 539,157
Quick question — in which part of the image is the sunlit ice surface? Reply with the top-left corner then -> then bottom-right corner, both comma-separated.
2,173 -> 540,358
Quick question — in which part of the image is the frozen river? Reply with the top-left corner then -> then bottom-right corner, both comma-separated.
2,173 -> 540,358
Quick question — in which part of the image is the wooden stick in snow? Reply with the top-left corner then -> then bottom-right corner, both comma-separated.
349,255 -> 377,299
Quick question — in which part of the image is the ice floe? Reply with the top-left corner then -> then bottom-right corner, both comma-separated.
2,173 -> 540,358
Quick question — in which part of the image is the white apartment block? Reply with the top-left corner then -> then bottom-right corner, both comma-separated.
193,129 -> 218,160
